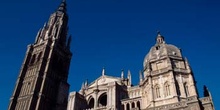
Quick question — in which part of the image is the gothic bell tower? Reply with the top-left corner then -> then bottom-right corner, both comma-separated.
8,0 -> 72,110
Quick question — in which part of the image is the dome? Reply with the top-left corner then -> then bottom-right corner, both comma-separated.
143,33 -> 182,67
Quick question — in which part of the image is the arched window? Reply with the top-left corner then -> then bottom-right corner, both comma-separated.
184,83 -> 189,97
88,97 -> 94,109
131,102 -> 135,108
137,101 -> 141,110
98,93 -> 107,107
164,82 -> 171,97
155,85 -> 160,98
126,103 -> 130,110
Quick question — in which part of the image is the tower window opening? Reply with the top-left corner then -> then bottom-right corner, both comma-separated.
30,54 -> 36,64
157,38 -> 162,43
156,46 -> 160,50
37,52 -> 42,61
159,38 -> 162,43
27,82 -> 31,85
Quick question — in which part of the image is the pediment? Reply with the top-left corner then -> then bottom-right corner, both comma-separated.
88,75 -> 121,88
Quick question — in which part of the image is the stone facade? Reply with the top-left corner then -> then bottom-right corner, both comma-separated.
67,33 -> 215,110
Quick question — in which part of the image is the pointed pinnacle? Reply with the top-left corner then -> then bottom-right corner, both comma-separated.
57,0 -> 67,13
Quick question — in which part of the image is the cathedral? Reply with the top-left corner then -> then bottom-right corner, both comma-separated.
67,32 -> 215,110
8,0 -> 215,110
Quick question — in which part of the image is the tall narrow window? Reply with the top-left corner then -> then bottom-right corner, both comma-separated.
30,54 -> 36,64
164,82 -> 170,97
155,85 -> 160,98
176,82 -> 181,96
37,52 -> 42,61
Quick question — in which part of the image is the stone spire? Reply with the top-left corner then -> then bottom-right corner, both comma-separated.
34,0 -> 69,48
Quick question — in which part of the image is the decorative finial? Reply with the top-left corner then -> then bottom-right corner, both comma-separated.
102,67 -> 105,76
139,70 -> 143,82
95,79 -> 98,87
121,69 -> 124,79
84,79 -> 88,87
127,70 -> 131,77
127,70 -> 132,86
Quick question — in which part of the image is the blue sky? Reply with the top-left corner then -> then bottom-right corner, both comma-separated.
0,0 -> 219,109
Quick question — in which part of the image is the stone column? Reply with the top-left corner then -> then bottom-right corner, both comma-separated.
124,103 -> 127,110
135,101 -> 137,108
94,89 -> 99,108
129,102 -> 132,109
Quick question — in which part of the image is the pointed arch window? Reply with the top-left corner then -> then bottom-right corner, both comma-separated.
155,85 -> 160,98
164,82 -> 171,97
